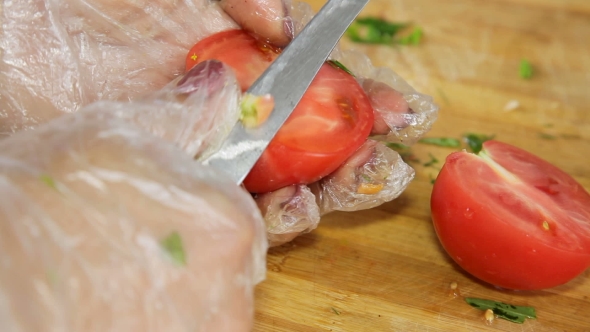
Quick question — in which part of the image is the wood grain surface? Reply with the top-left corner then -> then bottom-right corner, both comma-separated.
253,0 -> 590,331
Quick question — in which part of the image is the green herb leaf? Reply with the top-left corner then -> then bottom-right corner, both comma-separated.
385,142 -> 410,151
161,232 -> 187,266
418,137 -> 461,148
240,97 -> 258,118
331,307 -> 341,315
462,133 -> 494,154
519,59 -> 534,79
538,133 -> 557,140
39,174 -> 58,190
429,174 -> 437,185
328,60 -> 355,77
465,297 -> 537,324
360,174 -> 372,182
423,153 -> 439,167
397,26 -> 423,45
385,143 -> 420,163
346,17 -> 408,45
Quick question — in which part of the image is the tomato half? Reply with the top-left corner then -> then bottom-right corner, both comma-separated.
187,30 -> 374,193
431,140 -> 590,290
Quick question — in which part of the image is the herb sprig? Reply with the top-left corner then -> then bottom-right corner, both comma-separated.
519,59 -> 534,79
346,17 -> 423,46
161,231 -> 187,266
465,297 -> 537,324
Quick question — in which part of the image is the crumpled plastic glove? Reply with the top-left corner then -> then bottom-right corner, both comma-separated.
0,58 -> 268,331
251,2 -> 438,246
0,0 -> 288,329
2,0 -> 439,318
0,0 -> 438,250
0,0 -> 293,135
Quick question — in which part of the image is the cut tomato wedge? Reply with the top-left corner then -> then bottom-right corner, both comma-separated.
187,30 -> 374,193
431,140 -> 590,290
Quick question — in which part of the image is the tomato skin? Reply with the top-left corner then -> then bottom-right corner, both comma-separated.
186,29 -> 280,91
243,63 -> 374,192
187,30 -> 374,193
431,140 -> 590,290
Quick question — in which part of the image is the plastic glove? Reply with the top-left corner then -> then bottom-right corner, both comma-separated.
0,0 -> 290,329
1,0 -> 438,249
0,57 -> 269,331
0,0 -> 293,135
249,3 -> 439,246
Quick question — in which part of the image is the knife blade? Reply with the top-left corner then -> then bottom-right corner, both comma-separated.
202,0 -> 370,185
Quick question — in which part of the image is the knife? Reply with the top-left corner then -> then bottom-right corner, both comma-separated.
202,0 -> 370,185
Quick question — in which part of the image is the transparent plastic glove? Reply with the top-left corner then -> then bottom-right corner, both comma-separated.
0,0 -> 293,135
253,2 -> 437,247
1,0 -> 436,251
0,61 -> 267,332
255,140 -> 416,247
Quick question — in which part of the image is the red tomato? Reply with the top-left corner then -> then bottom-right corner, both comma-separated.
186,30 -> 374,193
431,140 -> 590,290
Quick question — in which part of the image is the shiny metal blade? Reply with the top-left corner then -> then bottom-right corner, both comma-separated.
202,0 -> 370,185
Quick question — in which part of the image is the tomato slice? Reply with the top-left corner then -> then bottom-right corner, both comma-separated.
187,30 -> 374,193
431,140 -> 590,290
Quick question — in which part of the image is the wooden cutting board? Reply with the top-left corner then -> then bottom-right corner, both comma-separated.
253,0 -> 590,330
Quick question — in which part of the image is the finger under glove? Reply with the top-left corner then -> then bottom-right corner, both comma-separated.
256,140 -> 415,247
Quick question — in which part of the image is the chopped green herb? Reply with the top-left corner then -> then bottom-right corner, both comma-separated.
385,142 -> 410,151
419,137 -> 461,148
240,98 -> 258,119
328,60 -> 355,77
519,59 -> 534,79
539,133 -> 557,140
239,93 -> 274,128
462,133 -> 494,154
385,143 -> 420,163
346,17 -> 408,45
331,307 -> 341,315
360,174 -> 372,182
404,154 -> 421,163
429,174 -> 437,185
397,26 -> 423,45
423,153 -> 439,168
39,174 -> 58,190
161,232 -> 187,266
465,298 -> 537,324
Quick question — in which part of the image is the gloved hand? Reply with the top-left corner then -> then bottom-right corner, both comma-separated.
0,81 -> 268,331
0,0 -> 287,331
0,0 -> 438,330
0,0 -> 292,135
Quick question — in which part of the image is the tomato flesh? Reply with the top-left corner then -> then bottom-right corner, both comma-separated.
431,140 -> 590,290
187,30 -> 374,193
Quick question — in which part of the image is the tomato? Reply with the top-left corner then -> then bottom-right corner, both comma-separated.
431,140 -> 590,290
186,29 -> 282,91
186,30 -> 374,193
